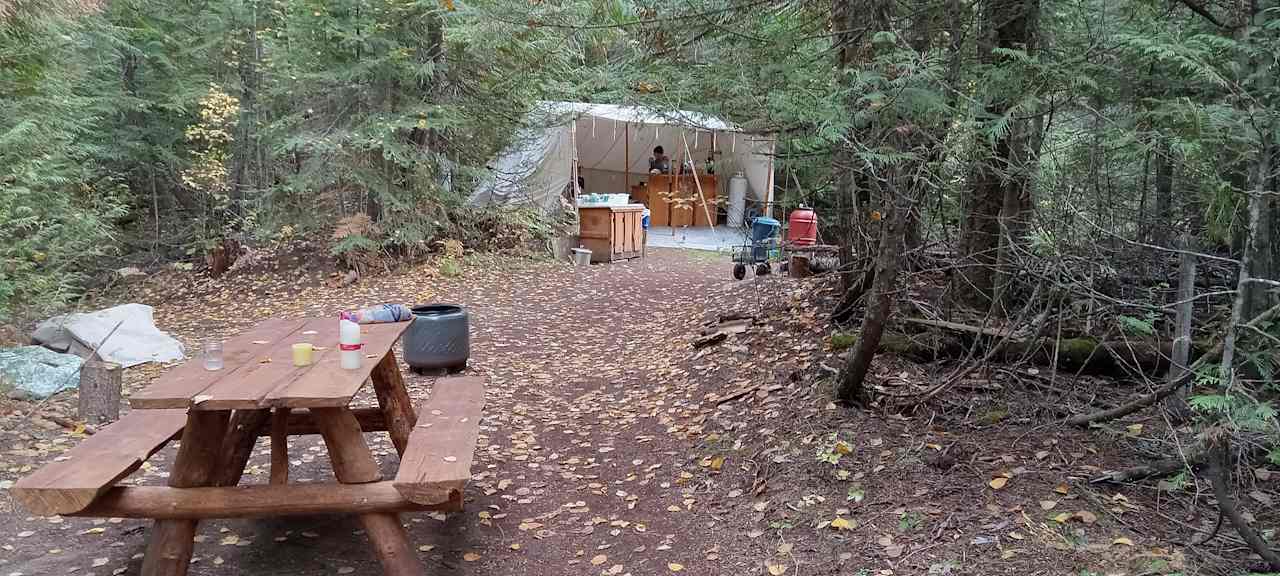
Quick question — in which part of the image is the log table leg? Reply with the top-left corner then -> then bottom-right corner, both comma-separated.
270,408 -> 290,485
371,351 -> 417,457
141,410 -> 231,576
314,407 -> 424,576
216,409 -> 271,487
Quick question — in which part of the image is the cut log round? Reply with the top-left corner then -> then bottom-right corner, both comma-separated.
78,357 -> 122,424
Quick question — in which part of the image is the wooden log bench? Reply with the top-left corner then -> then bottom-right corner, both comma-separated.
11,316 -> 487,576
394,377 -> 487,505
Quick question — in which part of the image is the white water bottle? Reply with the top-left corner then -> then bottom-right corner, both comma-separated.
340,314 -> 362,370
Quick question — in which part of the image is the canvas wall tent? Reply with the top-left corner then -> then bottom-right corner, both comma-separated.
470,101 -> 776,218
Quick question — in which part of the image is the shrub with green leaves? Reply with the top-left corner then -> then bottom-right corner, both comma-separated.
1,3 -> 130,319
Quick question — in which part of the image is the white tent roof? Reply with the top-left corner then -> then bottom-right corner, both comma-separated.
536,101 -> 739,132
471,102 -> 775,216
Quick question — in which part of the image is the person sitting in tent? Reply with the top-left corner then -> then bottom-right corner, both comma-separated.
649,146 -> 671,174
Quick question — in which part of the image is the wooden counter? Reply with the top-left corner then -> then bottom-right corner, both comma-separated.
578,204 -> 645,263
636,174 -> 717,228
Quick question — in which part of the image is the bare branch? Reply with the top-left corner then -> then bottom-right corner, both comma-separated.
1171,0 -> 1227,28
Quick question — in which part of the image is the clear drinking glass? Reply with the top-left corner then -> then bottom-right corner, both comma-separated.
203,340 -> 224,371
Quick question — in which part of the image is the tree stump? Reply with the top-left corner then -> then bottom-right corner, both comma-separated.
78,357 -> 122,424
790,254 -> 812,278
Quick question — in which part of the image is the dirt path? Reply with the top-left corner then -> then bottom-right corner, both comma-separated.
1,249 -> 752,576
0,248 -> 1231,576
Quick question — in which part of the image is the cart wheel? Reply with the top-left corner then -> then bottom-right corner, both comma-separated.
733,263 -> 746,280
756,263 -> 771,276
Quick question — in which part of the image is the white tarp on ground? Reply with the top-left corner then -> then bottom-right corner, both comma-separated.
32,303 -> 185,367
470,101 -> 775,215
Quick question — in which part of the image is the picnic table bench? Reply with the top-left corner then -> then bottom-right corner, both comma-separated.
13,317 -> 486,576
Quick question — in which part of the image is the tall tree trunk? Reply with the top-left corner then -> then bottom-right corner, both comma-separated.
954,0 -> 1039,310
836,0 -> 911,405
231,3 -> 262,223
831,0 -> 874,291
838,156 -> 912,405
1239,0 -> 1279,319
1244,132 -> 1276,319
1150,140 -> 1176,247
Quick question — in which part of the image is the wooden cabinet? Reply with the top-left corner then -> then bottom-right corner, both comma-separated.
579,205 -> 645,263
641,175 -> 717,228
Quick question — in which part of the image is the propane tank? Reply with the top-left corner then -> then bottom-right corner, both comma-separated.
727,172 -> 748,228
787,205 -> 818,247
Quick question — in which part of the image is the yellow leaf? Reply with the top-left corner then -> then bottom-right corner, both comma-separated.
591,554 -> 608,566
1125,423 -> 1143,435
710,455 -> 725,471
463,552 -> 480,562
509,543 -> 521,550
834,441 -> 853,455
870,210 -> 883,221
988,477 -> 1009,490
766,559 -> 788,575
668,563 -> 685,572
1053,512 -> 1072,523
1112,537 -> 1134,547
830,517 -> 855,531
1054,483 -> 1070,495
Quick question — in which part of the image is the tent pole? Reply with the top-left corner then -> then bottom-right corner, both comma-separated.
765,136 -> 776,219
624,122 -> 630,199
682,132 -> 717,239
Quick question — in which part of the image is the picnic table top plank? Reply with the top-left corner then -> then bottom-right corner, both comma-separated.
393,377 -> 486,505
12,409 -> 188,516
129,318 -> 307,409
133,317 -> 410,411
191,317 -> 333,410
262,321 -> 410,408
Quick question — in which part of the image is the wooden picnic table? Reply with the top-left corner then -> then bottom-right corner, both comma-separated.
13,317 -> 487,576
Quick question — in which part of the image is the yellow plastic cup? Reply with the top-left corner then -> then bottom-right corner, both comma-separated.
291,343 -> 314,367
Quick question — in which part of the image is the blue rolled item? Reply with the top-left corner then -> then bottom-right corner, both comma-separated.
642,208 -> 651,229
348,303 -> 413,324
751,217 -> 781,242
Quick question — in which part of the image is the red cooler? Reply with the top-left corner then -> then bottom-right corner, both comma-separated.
787,207 -> 818,246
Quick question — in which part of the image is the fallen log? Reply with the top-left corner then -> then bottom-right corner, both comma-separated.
692,332 -> 728,349
858,327 -> 1203,376
901,317 -> 1015,339
1065,302 -> 1280,427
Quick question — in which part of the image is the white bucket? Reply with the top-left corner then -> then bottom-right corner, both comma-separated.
571,248 -> 592,266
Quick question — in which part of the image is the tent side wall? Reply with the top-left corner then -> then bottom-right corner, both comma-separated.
469,123 -> 574,214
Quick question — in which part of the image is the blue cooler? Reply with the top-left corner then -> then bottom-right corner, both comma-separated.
751,217 -> 780,242
750,217 -> 781,261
